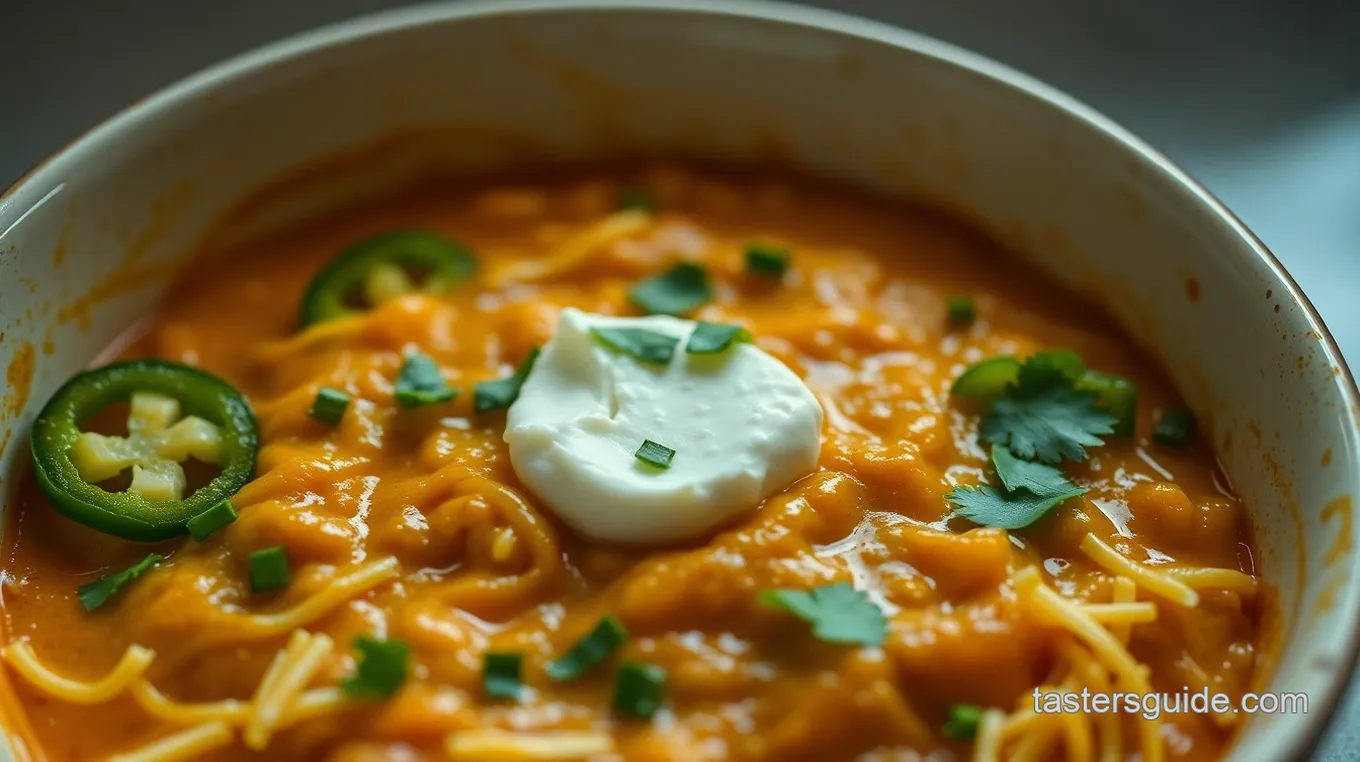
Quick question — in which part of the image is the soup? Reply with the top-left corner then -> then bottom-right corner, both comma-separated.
0,164 -> 1263,761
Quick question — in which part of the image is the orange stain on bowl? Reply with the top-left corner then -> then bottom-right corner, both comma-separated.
1322,448 -> 1334,467
1322,496 -> 1353,567
57,181 -> 194,330
1313,571 -> 1347,617
50,230 -> 68,268
3,342 -> 35,419
1182,274 -> 1201,303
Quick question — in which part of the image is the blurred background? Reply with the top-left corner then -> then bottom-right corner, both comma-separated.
2,0 -> 1359,754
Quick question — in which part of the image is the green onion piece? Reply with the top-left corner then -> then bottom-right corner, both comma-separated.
309,386 -> 351,425
616,189 -> 653,212
394,352 -> 458,409
946,297 -> 975,328
483,651 -> 524,701
186,500 -> 238,542
685,322 -> 752,355
545,614 -> 630,682
613,661 -> 666,719
629,262 -> 712,316
943,703 -> 985,740
745,243 -> 790,278
248,546 -> 290,593
634,440 -> 675,470
340,636 -> 410,699
474,347 -> 540,414
1079,370 -> 1138,437
77,553 -> 164,612
950,356 -> 1021,400
1153,407 -> 1195,446
590,327 -> 680,365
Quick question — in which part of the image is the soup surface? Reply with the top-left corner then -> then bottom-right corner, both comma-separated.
0,164 -> 1263,761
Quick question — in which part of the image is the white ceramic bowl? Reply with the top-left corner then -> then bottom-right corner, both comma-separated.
1,2 -> 1357,759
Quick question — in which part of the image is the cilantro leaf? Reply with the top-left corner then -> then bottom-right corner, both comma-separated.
1153,407 -> 1195,446
991,443 -> 1070,494
394,353 -> 458,409
686,321 -> 752,354
629,262 -> 712,316
78,553 -> 164,612
982,386 -> 1115,463
340,636 -> 410,699
977,352 -> 1115,464
945,485 -> 1077,529
759,582 -> 887,647
945,445 -> 1088,529
474,346 -> 540,413
589,327 -> 680,365
943,704 -> 985,740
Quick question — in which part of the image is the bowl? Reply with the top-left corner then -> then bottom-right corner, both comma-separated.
0,1 -> 1356,759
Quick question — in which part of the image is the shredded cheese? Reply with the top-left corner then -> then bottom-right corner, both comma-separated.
1164,567 -> 1259,598
241,557 -> 400,637
3,642 -> 153,704
1008,714 -> 1059,762
282,686 -> 350,725
491,210 -> 650,286
107,721 -> 234,762
1016,567 -> 1163,762
1109,576 -> 1138,644
132,680 -> 345,731
244,631 -> 334,750
1080,533 -> 1199,608
446,730 -> 615,761
1078,602 -> 1157,625
131,681 -> 250,725
999,706 -> 1042,741
971,708 -> 1008,762
1054,689 -> 1095,762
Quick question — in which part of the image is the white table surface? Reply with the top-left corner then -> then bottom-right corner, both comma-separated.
3,0 -> 1359,757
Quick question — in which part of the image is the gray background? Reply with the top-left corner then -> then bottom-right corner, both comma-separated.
3,0 -> 1359,756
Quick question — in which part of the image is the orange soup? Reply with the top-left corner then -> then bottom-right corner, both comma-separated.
0,164 -> 1263,761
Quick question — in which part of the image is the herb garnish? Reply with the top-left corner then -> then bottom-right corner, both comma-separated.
759,582 -> 887,647
629,262 -> 712,316
945,445 -> 1087,529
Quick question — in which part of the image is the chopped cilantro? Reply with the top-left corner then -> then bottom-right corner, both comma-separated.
686,321 -> 752,354
77,553 -> 164,612
745,244 -> 790,278
482,652 -> 524,701
394,353 -> 458,409
339,636 -> 410,699
1078,369 -> 1138,438
634,439 -> 676,469
943,704 -> 984,740
546,614 -> 629,682
589,327 -> 680,365
1153,407 -> 1196,446
945,445 -> 1087,529
629,262 -> 712,316
946,297 -> 975,328
979,352 -> 1116,464
759,582 -> 887,647
616,189 -> 653,212
474,346 -> 540,413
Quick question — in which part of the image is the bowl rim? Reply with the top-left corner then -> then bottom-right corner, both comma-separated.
2,0 -> 1358,759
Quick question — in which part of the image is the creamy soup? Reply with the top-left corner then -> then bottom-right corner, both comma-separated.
0,163 -> 1263,762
